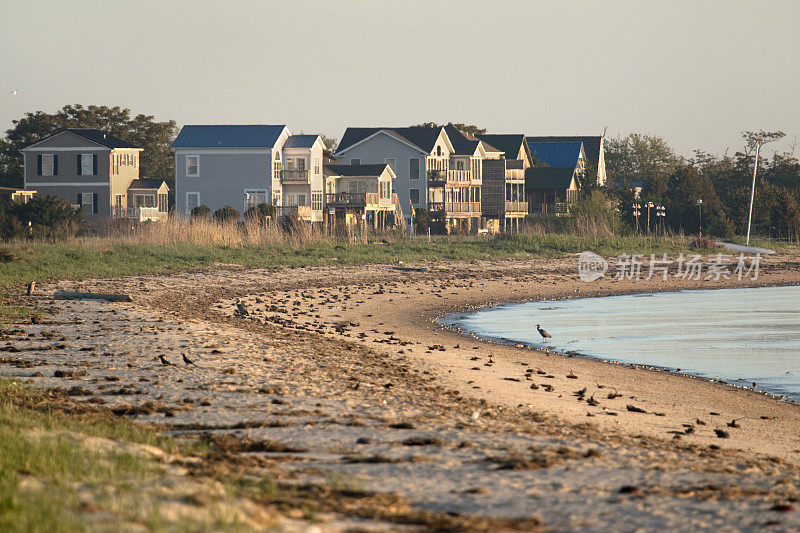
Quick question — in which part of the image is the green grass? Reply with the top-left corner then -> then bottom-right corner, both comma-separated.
0,233 -> 715,292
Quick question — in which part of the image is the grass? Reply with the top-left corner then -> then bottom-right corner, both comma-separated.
0,232 -> 714,293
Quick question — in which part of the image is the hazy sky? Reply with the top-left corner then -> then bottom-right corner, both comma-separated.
2,0 -> 799,157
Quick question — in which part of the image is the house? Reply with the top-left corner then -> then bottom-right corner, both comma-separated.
172,125 -> 327,223
334,126 -> 456,228
526,135 -> 607,186
21,128 -> 167,220
275,134 -> 326,222
323,163 -> 401,230
0,187 -> 36,204
476,134 -> 535,168
173,125 -> 289,217
525,167 -> 580,215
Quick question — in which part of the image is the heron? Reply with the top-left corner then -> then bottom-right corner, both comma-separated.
536,324 -> 551,339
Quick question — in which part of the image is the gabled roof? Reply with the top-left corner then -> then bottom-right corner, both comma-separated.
526,136 -> 602,168
525,167 -> 578,191
21,128 -> 139,150
128,178 -> 168,190
323,163 -> 389,177
444,125 -> 481,156
336,126 -> 447,155
527,141 -> 584,168
172,125 -> 287,148
283,134 -> 321,148
477,134 -> 527,160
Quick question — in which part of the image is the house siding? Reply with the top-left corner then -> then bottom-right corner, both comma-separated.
337,133 -> 428,220
175,150 -> 271,215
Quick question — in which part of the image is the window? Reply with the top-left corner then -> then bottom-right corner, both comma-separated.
350,158 -> 360,165
273,192 -> 281,206
410,158 -> 419,179
158,193 -> 168,212
298,194 -> 307,205
115,194 -> 123,210
314,158 -> 321,174
40,154 -> 55,176
133,194 -> 155,208
244,189 -> 267,211
436,146 -> 442,156
186,192 -> 200,213
456,160 -> 464,170
348,181 -> 367,194
385,158 -> 396,172
312,192 -> 323,210
186,155 -> 199,176
297,158 -> 306,172
80,154 -> 94,176
410,188 -> 420,205
134,155 -> 138,168
80,192 -> 95,215
285,158 -> 295,170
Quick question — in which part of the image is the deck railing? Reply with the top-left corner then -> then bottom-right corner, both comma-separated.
113,206 -> 162,221
280,169 -> 311,183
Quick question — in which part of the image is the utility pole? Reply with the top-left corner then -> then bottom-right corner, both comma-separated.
744,131 -> 784,246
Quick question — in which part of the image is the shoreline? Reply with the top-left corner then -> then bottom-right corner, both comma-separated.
435,282 -> 800,405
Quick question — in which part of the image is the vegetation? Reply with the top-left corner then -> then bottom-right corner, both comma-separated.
244,202 -> 276,221
190,204 -> 211,220
606,131 -> 800,241
0,216 -> 720,292
0,195 -> 83,240
213,206 -> 241,224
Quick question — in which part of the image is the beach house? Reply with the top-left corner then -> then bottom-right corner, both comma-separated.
323,163 -> 401,230
21,128 -> 168,221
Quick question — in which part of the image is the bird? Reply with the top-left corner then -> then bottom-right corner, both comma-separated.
11,89 -> 18,96
158,355 -> 172,366
182,354 -> 197,367
536,324 -> 552,339
236,300 -> 249,316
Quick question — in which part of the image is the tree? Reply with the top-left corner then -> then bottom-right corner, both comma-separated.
0,104 -> 177,198
1,195 -> 83,240
605,133 -> 681,198
244,203 -> 276,221
320,134 -> 338,159
410,122 -> 487,136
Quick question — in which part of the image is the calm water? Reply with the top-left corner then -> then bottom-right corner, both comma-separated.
444,286 -> 800,401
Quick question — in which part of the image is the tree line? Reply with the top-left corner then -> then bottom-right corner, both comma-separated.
603,132 -> 800,240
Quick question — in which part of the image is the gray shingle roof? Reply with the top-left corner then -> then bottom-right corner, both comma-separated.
336,127 -> 443,154
283,135 -> 320,148
525,167 -> 577,191
66,128 -> 140,149
172,125 -> 286,148
323,164 -> 388,177
477,134 -> 527,160
128,179 -> 167,190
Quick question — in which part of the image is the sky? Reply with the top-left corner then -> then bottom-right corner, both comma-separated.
2,0 -> 799,157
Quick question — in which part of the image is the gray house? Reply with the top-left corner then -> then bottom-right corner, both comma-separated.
21,128 -> 168,220
172,125 -> 290,216
334,126 -> 455,226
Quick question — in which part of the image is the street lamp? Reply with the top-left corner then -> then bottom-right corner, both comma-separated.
646,201 -> 654,235
656,205 -> 665,236
696,199 -> 703,237
632,203 -> 641,233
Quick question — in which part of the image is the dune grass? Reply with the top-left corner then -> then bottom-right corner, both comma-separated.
0,232 -> 707,293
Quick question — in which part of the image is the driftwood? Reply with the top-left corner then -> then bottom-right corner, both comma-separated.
53,291 -> 133,302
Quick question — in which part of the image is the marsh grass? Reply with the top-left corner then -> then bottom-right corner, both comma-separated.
0,216 -> 722,292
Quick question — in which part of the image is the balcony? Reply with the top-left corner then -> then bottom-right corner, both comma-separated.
426,168 -> 473,185
326,192 -> 380,208
504,200 -> 528,214
280,169 -> 311,184
277,205 -> 313,220
427,201 -> 480,215
113,206 -> 163,221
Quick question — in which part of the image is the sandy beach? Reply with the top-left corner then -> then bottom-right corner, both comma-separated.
5,250 -> 800,531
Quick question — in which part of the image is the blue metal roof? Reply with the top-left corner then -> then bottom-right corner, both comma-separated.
172,125 -> 286,148
527,141 -> 583,168
283,135 -> 320,148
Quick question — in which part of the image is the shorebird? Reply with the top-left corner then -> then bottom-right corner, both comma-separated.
236,300 -> 249,316
182,354 -> 198,367
536,324 -> 552,339
158,355 -> 172,366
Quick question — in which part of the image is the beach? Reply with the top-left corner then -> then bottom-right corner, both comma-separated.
5,250 -> 800,531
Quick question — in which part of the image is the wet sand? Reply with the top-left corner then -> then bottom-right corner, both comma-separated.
5,251 -> 800,531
